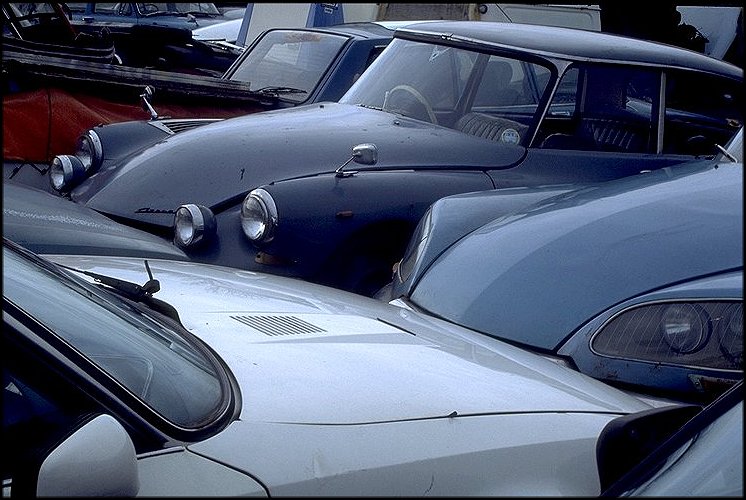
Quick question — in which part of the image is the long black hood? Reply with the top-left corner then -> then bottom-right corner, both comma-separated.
71,103 -> 522,228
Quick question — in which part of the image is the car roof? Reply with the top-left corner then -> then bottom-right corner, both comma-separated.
395,21 -> 742,78
304,21 -> 404,40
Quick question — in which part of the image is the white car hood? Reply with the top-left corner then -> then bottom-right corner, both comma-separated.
47,255 -> 650,424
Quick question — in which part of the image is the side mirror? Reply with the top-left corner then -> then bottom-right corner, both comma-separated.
351,143 -> 378,165
595,404 -> 700,491
36,414 -> 140,497
335,143 -> 378,177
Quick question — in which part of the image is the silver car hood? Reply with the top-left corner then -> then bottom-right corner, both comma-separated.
47,254 -> 649,423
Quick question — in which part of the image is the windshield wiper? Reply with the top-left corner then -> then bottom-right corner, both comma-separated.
58,260 -> 160,300
143,11 -> 179,16
57,260 -> 180,321
359,103 -> 384,111
253,86 -> 308,96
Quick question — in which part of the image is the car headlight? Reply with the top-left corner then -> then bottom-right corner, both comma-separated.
591,300 -> 743,370
49,155 -> 86,192
240,188 -> 278,244
173,204 -> 216,248
75,130 -> 103,174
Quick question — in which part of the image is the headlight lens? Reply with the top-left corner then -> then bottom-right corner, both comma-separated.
661,303 -> 709,354
720,302 -> 743,365
49,155 -> 86,192
173,204 -> 216,248
591,301 -> 743,370
75,130 -> 103,174
240,189 -> 278,244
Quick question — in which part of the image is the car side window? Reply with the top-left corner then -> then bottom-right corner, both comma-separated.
662,69 -> 742,155
538,63 -> 656,153
456,56 -> 551,146
118,3 -> 133,16
2,346 -> 97,497
91,3 -> 120,15
473,56 -> 549,109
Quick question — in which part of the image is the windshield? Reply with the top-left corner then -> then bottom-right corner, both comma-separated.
228,29 -> 348,102
6,3 -> 60,30
621,401 -> 742,496
2,241 -> 227,428
340,38 -> 553,145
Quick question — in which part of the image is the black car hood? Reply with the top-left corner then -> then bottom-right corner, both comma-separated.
71,103 -> 522,228
3,181 -> 188,260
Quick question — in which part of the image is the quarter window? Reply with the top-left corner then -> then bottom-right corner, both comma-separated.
662,69 -> 742,155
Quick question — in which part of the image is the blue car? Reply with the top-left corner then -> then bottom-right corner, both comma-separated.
379,129 -> 743,403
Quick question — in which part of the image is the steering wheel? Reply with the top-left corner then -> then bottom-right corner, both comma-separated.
384,84 -> 438,124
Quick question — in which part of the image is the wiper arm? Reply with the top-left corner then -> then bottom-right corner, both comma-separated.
184,11 -> 215,17
57,260 -> 181,322
253,86 -> 308,96
57,260 -> 160,301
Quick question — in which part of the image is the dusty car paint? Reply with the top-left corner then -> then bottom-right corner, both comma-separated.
47,21 -> 743,295
5,241 -> 652,496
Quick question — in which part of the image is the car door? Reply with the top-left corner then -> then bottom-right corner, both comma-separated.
2,313 -> 267,497
504,62 -> 742,188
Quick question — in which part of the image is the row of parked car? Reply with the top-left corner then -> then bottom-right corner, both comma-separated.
3,13 -> 743,497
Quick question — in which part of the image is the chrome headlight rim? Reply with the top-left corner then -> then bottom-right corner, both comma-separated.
240,188 -> 278,244
173,204 -> 216,248
49,155 -> 86,192
75,130 -> 103,174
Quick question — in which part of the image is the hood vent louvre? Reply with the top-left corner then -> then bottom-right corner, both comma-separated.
230,315 -> 327,336
150,118 -> 221,134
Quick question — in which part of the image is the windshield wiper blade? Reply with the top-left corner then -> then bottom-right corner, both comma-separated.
143,11 -> 188,18
253,86 -> 308,95
359,103 -> 384,111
